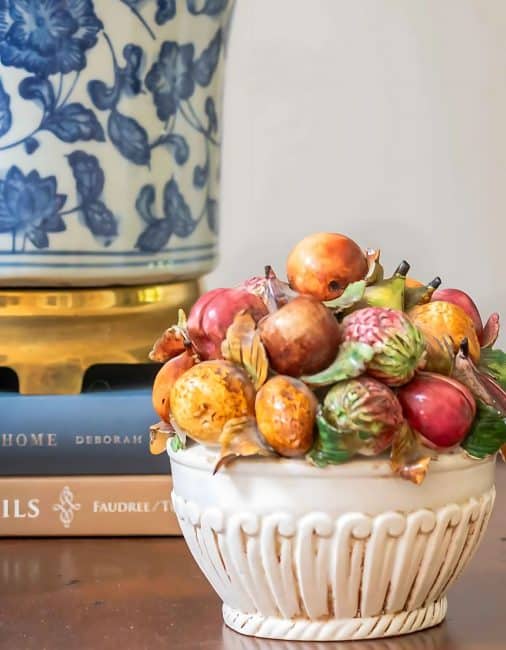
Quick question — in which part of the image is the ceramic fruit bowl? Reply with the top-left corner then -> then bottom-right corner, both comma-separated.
169,443 -> 495,642
151,230 -> 506,641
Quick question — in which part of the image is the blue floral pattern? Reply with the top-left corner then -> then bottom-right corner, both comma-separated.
0,0 -> 231,256
146,42 -> 194,121
0,166 -> 66,250
0,76 -> 11,136
0,0 -> 103,76
0,151 -> 115,251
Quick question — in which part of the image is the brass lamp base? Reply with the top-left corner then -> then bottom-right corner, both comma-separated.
0,281 -> 200,395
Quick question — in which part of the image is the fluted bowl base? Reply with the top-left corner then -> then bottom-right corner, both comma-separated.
223,598 -> 447,642
169,444 -> 495,642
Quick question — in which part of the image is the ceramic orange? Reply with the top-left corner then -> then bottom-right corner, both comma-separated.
405,277 -> 424,288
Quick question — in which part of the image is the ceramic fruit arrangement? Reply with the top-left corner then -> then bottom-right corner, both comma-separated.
149,232 -> 506,484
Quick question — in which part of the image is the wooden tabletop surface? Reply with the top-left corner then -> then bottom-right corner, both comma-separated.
1,466 -> 505,650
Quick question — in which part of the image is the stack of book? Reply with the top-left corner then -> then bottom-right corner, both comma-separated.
0,366 -> 180,536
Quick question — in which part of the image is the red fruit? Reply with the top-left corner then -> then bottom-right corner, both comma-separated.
431,289 -> 483,341
259,296 -> 341,377
188,288 -> 268,360
152,351 -> 195,422
397,373 -> 476,450
286,232 -> 368,301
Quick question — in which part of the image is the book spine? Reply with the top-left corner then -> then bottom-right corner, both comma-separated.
0,445 -> 170,476
0,392 -> 169,475
0,475 -> 180,536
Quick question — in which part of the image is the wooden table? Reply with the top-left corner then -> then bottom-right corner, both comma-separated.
1,467 -> 505,650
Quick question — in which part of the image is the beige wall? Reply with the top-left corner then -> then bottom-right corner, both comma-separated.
207,0 -> 506,344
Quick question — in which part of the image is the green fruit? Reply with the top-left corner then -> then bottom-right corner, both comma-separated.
404,277 -> 442,311
308,377 -> 404,466
359,261 -> 410,311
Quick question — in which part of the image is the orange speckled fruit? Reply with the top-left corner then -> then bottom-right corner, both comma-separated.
405,277 -> 424,289
255,375 -> 317,457
170,360 -> 255,445
152,351 -> 194,422
408,301 -> 481,363
286,232 -> 368,301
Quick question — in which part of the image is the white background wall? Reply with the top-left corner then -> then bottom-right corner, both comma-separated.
207,0 -> 506,344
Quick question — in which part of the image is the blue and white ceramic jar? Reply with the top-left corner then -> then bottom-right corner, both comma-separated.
0,0 -> 233,286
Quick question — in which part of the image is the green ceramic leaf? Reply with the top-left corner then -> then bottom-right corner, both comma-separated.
170,435 -> 185,453
302,341 -> 374,387
307,412 -> 356,467
480,348 -> 506,389
462,402 -> 506,459
324,280 -> 366,311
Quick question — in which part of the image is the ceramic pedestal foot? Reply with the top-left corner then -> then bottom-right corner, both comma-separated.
223,598 -> 447,641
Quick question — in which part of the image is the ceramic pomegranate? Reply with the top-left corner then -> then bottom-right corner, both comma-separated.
255,376 -> 317,457
286,232 -> 368,301
341,307 -> 426,386
397,373 -> 476,450
259,296 -> 341,377
187,288 -> 268,360
170,360 -> 256,445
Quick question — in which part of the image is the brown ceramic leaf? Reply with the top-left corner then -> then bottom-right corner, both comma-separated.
453,341 -> 506,416
364,248 -> 384,284
264,265 -> 299,310
243,266 -> 298,313
149,421 -> 174,455
221,311 -> 269,389
481,312 -> 500,348
390,422 -> 431,485
149,309 -> 190,362
214,416 -> 275,473
422,333 -> 455,375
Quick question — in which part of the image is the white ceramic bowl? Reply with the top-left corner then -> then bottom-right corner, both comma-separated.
169,444 -> 496,642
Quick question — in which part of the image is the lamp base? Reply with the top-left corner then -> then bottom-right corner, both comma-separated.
0,281 -> 200,395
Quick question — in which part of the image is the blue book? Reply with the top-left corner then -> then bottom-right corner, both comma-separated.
0,388 -> 170,476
